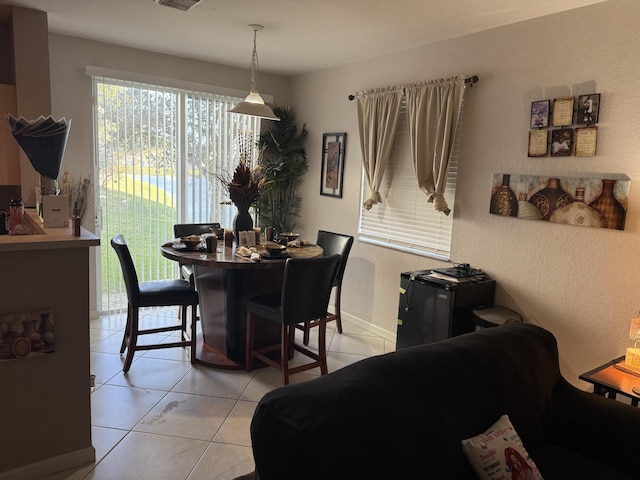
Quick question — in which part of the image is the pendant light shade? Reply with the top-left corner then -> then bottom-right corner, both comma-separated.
229,24 -> 280,121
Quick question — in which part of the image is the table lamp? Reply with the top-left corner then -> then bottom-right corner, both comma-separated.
625,317 -> 640,373
623,317 -> 640,396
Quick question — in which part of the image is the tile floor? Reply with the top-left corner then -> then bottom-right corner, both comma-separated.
45,307 -> 395,480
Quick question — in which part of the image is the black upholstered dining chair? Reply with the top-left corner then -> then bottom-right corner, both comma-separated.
298,230 -> 354,345
245,254 -> 341,385
173,222 -> 221,284
111,234 -> 199,372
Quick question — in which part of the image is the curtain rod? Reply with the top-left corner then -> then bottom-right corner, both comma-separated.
347,75 -> 479,101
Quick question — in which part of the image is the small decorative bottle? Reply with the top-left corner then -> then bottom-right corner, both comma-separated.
490,174 -> 518,217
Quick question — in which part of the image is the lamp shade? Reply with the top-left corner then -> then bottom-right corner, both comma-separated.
229,92 -> 280,121
630,318 -> 640,341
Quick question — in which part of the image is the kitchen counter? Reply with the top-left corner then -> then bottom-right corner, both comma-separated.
0,208 -> 99,251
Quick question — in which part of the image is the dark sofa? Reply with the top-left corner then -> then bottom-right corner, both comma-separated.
250,323 -> 640,479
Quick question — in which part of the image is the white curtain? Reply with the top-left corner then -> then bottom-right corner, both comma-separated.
405,76 -> 466,215
356,86 -> 404,210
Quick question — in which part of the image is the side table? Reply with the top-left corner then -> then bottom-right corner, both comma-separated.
579,355 -> 640,407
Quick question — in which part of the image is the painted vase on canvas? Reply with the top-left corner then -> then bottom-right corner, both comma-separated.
589,179 -> 625,230
490,174 -> 518,217
528,177 -> 573,221
550,188 -> 605,228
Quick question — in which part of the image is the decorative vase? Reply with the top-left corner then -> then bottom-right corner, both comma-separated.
233,207 -> 254,243
550,188 -> 605,228
589,179 -> 625,230
516,193 -> 543,221
490,174 -> 518,217
528,177 -> 573,221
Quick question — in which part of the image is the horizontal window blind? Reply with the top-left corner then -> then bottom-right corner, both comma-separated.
358,100 -> 462,260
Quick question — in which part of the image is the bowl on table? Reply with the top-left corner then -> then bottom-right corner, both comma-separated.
277,232 -> 300,243
264,242 -> 287,256
180,235 -> 202,249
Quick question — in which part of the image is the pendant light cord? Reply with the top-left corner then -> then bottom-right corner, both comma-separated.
249,26 -> 261,93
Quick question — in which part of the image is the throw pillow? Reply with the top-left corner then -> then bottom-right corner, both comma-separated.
461,414 -> 543,480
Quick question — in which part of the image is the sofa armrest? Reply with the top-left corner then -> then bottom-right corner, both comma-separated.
551,379 -> 640,476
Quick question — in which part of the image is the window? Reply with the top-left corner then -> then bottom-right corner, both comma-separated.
357,100 -> 462,260
93,75 -> 259,312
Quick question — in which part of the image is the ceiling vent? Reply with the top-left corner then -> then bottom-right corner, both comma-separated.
154,0 -> 201,12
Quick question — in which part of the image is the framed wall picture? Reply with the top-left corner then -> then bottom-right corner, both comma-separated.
551,97 -> 575,127
550,129 -> 573,157
530,100 -> 550,128
577,94 -> 601,124
574,127 -> 598,156
528,129 -> 548,157
320,132 -> 346,198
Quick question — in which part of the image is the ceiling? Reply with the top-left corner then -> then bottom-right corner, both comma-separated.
0,0 -> 606,76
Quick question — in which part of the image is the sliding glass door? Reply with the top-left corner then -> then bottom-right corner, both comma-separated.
93,76 -> 260,313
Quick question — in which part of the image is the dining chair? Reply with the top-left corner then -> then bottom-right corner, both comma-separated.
245,254 -> 341,385
298,230 -> 354,345
111,234 -> 199,372
173,222 -> 221,284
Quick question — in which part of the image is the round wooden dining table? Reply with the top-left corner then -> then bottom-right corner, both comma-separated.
161,241 -> 323,369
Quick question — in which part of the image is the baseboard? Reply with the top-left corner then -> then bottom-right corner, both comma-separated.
330,307 -> 396,344
0,446 -> 96,480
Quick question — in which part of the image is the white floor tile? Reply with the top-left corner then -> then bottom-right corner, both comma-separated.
212,400 -> 257,446
329,332 -> 386,356
188,442 -> 254,480
84,431 -> 208,480
134,392 -> 236,441
106,357 -> 192,391
172,366 -> 255,399
91,384 -> 167,430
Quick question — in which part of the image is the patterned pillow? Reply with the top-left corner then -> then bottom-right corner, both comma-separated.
461,414 -> 543,480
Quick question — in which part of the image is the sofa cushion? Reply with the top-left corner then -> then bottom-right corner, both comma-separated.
462,414 -> 543,480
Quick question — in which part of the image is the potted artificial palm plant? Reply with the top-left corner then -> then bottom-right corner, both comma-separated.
258,106 -> 308,234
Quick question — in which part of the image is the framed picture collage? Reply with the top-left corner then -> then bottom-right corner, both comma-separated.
528,94 -> 600,158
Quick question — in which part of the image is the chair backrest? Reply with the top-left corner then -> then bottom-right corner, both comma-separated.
110,234 -> 141,306
280,254 -> 341,325
173,222 -> 221,238
316,230 -> 354,286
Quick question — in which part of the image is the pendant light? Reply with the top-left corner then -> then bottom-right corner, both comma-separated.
229,24 -> 280,121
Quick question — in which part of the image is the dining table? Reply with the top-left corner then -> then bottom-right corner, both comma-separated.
160,240 -> 323,369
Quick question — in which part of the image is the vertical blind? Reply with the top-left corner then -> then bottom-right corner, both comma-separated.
94,76 -> 259,313
358,99 -> 462,260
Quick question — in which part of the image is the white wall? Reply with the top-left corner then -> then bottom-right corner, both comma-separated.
291,0 -> 640,385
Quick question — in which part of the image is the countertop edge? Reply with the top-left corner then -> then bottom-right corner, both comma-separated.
0,210 -> 100,252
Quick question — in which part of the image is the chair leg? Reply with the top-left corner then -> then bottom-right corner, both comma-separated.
120,308 -> 132,354
334,284 -> 343,334
180,304 -> 188,342
190,304 -> 197,364
281,323 -> 290,385
122,305 -> 138,372
245,313 -> 255,372
318,319 -> 328,376
302,321 -> 311,346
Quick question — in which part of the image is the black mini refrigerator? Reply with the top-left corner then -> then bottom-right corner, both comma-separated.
396,270 -> 496,350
